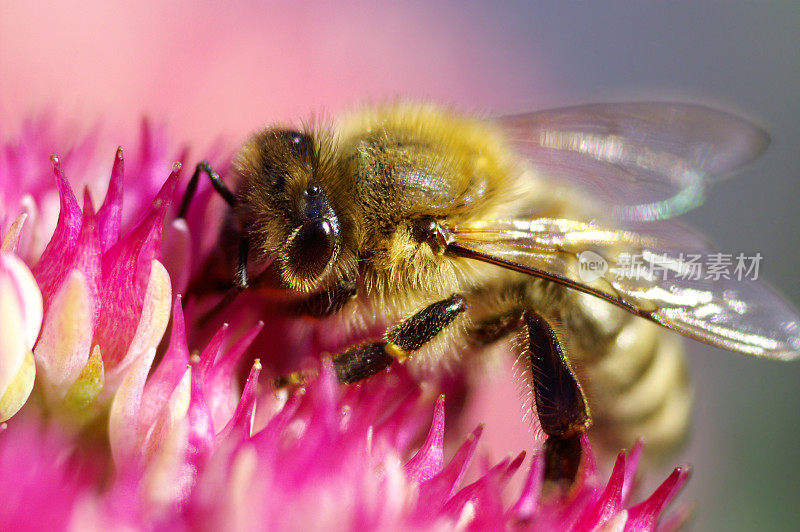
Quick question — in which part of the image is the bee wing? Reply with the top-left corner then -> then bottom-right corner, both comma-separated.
446,218 -> 800,360
497,102 -> 769,221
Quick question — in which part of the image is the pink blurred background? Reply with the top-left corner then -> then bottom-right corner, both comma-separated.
3,2 -> 799,530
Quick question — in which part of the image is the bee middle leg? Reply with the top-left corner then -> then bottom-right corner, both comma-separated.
470,309 -> 592,487
332,294 -> 467,384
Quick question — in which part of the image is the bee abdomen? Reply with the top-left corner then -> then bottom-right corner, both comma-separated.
585,317 -> 692,456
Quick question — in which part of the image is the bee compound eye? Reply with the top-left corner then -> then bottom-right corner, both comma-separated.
286,218 -> 336,279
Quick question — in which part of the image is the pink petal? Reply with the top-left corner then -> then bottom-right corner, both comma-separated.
32,157 -> 82,309
142,367 -> 191,465
207,321 -> 263,429
96,147 -> 124,252
0,351 -> 35,422
442,456 -> 511,526
74,191 -> 102,325
33,270 -> 93,399
96,164 -> 179,368
197,323 -> 231,378
103,260 -> 172,392
404,395 -> 445,484
1,213 -> 27,254
0,420 -> 92,529
0,255 -> 41,399
140,296 -> 190,429
574,450 -> 627,529
217,359 -> 262,441
207,321 -> 263,383
187,368 -> 215,466
250,390 -> 303,453
417,424 -> 483,509
509,451 -> 545,522
0,253 -> 43,349
624,466 -> 691,532
109,347 -> 157,467
623,439 -> 644,504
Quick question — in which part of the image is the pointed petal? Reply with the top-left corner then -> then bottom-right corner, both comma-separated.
197,323 -> 231,378
32,158 -> 82,308
208,321 -> 263,382
417,424 -> 483,508
187,366 -> 215,465
97,147 -> 124,252
140,297 -> 189,429
34,269 -> 93,399
509,451 -> 544,521
1,213 -> 27,254
624,466 -> 691,532
143,366 -> 191,464
207,322 -> 263,428
103,260 -> 172,390
442,457 -> 511,524
218,360 -> 261,441
575,450 -> 626,529
622,439 -> 644,504
109,347 -> 157,466
75,190 -> 102,323
97,164 -> 179,368
404,395 -> 445,484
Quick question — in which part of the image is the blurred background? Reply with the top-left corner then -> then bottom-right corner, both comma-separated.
1,1 -> 798,529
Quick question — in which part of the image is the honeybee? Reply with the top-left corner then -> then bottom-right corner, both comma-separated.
179,102 -> 800,484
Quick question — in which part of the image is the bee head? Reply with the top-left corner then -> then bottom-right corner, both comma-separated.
233,127 -> 343,291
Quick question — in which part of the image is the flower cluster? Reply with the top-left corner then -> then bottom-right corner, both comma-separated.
0,121 -> 688,530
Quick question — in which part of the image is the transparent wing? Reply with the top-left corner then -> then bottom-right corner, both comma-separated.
446,218 -> 800,360
498,102 -> 769,221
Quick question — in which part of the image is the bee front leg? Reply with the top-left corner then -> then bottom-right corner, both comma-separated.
332,294 -> 467,384
179,161 -> 250,315
177,161 -> 237,218
294,278 -> 358,318
524,311 -> 592,486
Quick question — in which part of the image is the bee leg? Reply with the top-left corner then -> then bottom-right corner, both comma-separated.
195,236 -> 250,326
469,310 -> 526,346
234,236 -> 249,289
332,294 -> 467,384
295,278 -> 358,318
177,161 -> 237,219
523,311 -> 591,486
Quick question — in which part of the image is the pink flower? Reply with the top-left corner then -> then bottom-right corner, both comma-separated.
0,251 -> 42,422
0,120 -> 688,530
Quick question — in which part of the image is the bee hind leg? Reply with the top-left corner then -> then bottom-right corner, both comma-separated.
470,308 -> 591,487
332,294 -> 467,384
524,310 -> 591,487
